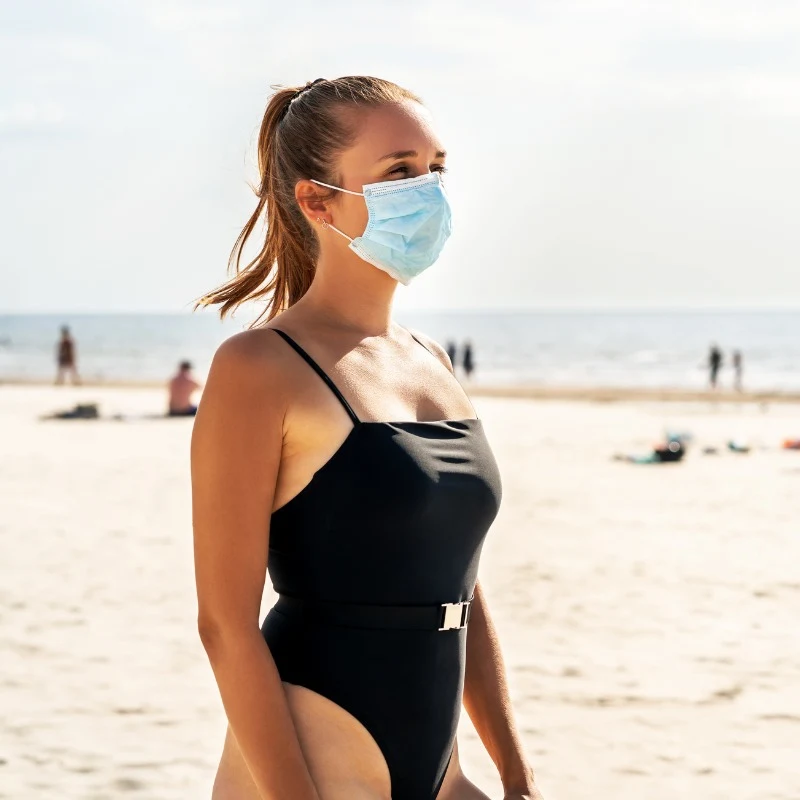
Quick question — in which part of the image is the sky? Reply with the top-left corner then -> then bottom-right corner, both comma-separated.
1,0 -> 799,313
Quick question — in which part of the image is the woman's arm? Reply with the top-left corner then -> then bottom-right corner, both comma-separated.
463,581 -> 541,798
192,333 -> 319,800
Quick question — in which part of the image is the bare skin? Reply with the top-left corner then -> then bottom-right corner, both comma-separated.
193,99 -> 541,800
215,686 -> 492,800
168,368 -> 201,413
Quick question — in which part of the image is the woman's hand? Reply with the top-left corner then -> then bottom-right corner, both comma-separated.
503,789 -> 545,800
502,770 -> 544,800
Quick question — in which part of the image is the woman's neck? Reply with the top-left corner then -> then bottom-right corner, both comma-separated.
299,255 -> 398,337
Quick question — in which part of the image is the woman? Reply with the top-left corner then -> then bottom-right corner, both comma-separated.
192,76 -> 542,800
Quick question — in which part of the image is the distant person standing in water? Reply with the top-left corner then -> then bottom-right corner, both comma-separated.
55,326 -> 80,385
462,340 -> 475,380
708,344 -> 723,390
445,340 -> 457,368
168,361 -> 202,416
732,350 -> 743,392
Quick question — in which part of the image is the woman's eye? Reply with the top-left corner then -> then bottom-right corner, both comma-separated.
387,163 -> 447,178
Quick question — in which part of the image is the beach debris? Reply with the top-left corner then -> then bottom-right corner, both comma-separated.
40,403 -> 100,420
613,436 -> 686,464
727,439 -> 751,454
665,429 -> 694,444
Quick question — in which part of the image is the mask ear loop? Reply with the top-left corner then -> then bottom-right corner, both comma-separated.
316,217 -> 353,243
310,179 -> 363,197
310,179 -> 361,242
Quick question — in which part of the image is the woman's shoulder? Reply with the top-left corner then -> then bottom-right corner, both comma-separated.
405,328 -> 454,374
207,327 -> 296,398
214,326 -> 283,362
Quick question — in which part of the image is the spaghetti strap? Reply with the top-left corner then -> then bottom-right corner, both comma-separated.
271,329 -> 360,425
408,331 -> 435,356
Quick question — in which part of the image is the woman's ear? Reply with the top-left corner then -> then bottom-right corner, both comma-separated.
295,180 -> 333,226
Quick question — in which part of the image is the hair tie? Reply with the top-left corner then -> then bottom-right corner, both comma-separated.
279,78 -> 327,122
292,78 -> 326,101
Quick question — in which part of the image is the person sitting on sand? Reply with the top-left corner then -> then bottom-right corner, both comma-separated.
168,361 -> 202,416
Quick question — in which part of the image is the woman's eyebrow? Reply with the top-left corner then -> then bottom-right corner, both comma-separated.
376,149 -> 447,162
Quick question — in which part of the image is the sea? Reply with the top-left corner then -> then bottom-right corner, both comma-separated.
1,310 -> 799,392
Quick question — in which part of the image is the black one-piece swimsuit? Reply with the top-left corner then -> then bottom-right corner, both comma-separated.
261,329 -> 502,799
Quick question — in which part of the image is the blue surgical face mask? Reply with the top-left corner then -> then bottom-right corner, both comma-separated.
310,172 -> 452,285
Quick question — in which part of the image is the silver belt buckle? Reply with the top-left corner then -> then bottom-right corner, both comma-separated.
439,601 -> 470,631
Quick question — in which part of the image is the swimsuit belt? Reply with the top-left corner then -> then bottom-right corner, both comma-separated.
274,594 -> 472,631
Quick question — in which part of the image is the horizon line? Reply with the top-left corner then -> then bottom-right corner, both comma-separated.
2,307 -> 800,317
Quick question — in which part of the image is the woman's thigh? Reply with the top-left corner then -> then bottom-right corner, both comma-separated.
211,682 -> 390,800
211,683 -> 491,800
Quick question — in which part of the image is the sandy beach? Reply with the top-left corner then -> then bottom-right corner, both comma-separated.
4,376 -> 800,407
1,384 -> 799,799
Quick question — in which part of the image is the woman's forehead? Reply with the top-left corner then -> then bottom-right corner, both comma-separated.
345,102 -> 445,164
